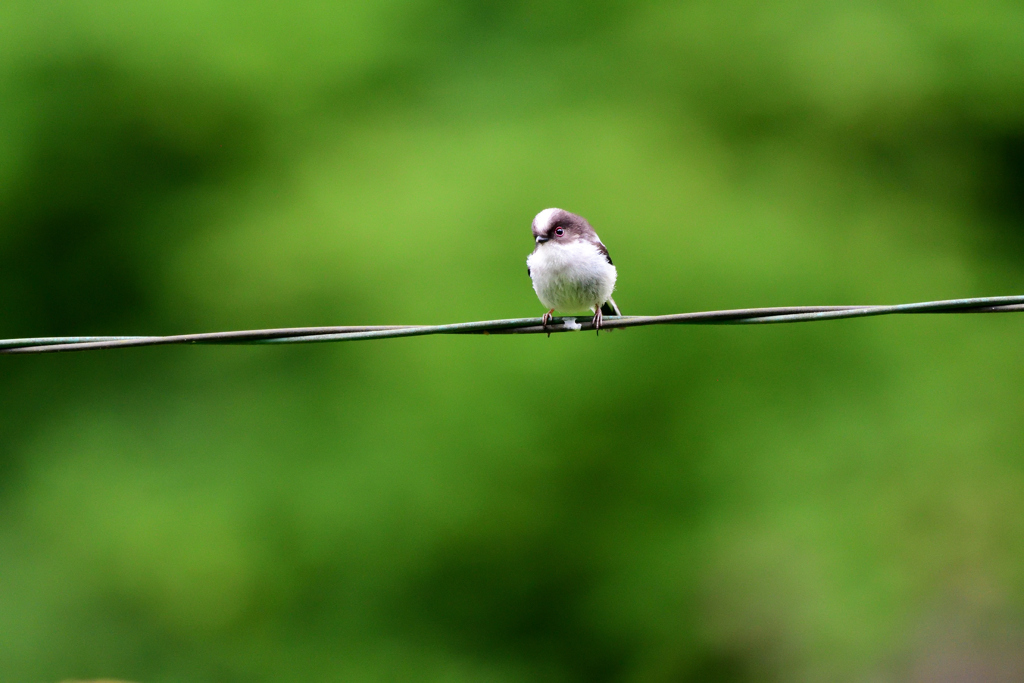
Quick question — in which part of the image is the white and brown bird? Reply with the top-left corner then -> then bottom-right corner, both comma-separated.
526,208 -> 621,333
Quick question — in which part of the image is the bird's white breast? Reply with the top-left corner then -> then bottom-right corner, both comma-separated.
526,239 -> 616,314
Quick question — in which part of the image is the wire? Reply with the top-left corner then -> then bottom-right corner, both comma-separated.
2,295 -> 1023,355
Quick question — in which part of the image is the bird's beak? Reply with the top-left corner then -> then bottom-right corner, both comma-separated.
535,236 -> 549,244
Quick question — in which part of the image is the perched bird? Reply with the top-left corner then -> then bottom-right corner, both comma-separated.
526,208 -> 621,333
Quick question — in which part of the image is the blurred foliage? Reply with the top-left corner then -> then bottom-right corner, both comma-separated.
1,1 -> 1024,681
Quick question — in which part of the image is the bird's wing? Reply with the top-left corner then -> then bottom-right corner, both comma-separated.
594,240 -> 621,316
529,236 -> 620,313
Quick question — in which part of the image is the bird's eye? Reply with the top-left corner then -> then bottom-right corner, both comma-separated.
555,228 -> 564,236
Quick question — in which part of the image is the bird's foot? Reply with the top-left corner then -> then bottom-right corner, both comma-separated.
542,309 -> 554,338
592,307 -> 603,336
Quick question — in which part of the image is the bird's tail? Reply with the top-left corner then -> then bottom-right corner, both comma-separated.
600,297 -> 621,316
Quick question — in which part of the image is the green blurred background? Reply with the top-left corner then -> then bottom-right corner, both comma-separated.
2,2 -> 1024,681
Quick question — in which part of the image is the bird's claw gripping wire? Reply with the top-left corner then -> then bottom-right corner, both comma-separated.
542,309 -> 554,338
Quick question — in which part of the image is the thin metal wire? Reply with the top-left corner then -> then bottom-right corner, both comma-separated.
3,295 -> 1023,355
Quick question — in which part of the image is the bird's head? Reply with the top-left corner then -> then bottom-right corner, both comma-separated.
531,208 -> 594,245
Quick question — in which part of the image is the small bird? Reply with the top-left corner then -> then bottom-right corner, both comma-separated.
526,208 -> 621,333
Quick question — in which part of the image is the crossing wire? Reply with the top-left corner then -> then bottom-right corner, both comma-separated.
2,295 -> 1024,354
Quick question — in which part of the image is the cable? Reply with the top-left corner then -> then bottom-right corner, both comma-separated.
3,295 -> 1023,354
